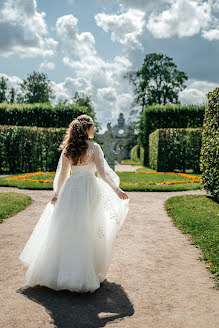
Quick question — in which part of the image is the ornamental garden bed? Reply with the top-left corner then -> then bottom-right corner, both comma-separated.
0,171 -> 202,192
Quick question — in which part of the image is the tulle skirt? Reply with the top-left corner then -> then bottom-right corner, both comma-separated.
19,172 -> 129,293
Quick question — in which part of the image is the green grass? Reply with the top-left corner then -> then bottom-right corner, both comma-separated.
118,172 -> 195,183
165,195 -> 219,289
120,182 -> 202,192
135,166 -> 155,172
0,173 -> 53,190
120,159 -> 142,166
0,171 -> 202,191
0,192 -> 32,223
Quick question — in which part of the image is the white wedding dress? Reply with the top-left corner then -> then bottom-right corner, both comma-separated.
19,141 -> 129,293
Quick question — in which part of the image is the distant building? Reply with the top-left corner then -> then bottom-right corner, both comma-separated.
96,113 -> 130,160
111,113 -> 129,138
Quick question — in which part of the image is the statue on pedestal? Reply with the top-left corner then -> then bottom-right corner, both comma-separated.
103,123 -> 117,170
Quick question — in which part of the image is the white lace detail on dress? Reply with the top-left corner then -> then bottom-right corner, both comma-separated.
53,141 -> 122,198
71,141 -> 96,166
93,143 -> 121,194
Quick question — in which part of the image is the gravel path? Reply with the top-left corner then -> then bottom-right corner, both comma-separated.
115,164 -> 144,171
0,186 -> 218,328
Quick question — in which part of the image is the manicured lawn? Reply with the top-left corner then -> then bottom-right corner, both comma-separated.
118,172 -> 197,183
0,173 -> 54,190
165,195 -> 219,288
0,192 -> 32,223
0,171 -> 202,191
119,182 -> 201,191
120,159 -> 142,166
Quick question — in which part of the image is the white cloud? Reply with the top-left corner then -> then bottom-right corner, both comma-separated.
55,13 -> 134,125
202,28 -> 219,40
39,61 -> 55,71
179,78 -> 218,104
212,0 -> 219,12
56,15 -> 96,58
100,0 -> 171,11
0,0 -> 57,58
1,0 -> 47,34
49,75 -> 133,130
146,0 -> 212,38
61,53 -> 134,126
0,73 -> 22,90
96,87 -> 133,120
101,0 -> 219,41
95,9 -> 145,50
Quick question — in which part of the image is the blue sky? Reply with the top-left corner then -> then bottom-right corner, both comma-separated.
0,0 -> 219,132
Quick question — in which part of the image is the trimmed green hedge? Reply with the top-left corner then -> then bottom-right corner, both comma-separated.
200,87 -> 219,201
130,144 -> 144,165
0,125 -> 67,172
140,146 -> 144,166
139,104 -> 205,166
130,145 -> 140,161
149,128 -> 203,172
0,103 -> 89,128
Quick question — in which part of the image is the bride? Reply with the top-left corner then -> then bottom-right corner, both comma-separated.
19,114 -> 129,293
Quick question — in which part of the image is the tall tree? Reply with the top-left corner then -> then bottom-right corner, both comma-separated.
17,70 -> 54,104
124,53 -> 188,109
8,87 -> 16,103
0,76 -> 8,103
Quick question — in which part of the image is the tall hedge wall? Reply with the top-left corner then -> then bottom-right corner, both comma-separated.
139,104 -> 205,166
200,87 -> 219,200
0,125 -> 67,173
0,103 -> 89,128
149,128 -> 203,172
130,144 -> 145,165
130,144 -> 140,161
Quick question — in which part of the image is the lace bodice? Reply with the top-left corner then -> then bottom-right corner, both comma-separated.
53,141 -> 122,198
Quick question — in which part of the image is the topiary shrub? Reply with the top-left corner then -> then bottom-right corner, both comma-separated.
130,144 -> 141,162
0,125 -> 66,172
149,128 -> 203,172
140,146 -> 144,166
0,103 -> 89,128
200,87 -> 219,201
139,104 -> 205,166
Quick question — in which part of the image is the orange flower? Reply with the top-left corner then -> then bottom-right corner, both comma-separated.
5,171 -> 54,184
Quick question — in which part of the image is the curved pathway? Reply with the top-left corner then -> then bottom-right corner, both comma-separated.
0,185 -> 218,327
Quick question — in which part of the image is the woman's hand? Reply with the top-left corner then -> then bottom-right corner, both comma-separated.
116,188 -> 129,200
51,196 -> 57,206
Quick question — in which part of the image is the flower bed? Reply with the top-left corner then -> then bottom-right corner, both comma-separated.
5,171 -> 56,183
116,171 -> 200,186
5,171 -> 200,186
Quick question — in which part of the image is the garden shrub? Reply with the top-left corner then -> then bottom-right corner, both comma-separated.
139,104 -> 205,166
130,144 -> 144,165
0,103 -> 89,128
140,146 -> 144,166
0,125 -> 67,172
130,145 -> 140,162
149,128 -> 203,172
200,87 -> 219,201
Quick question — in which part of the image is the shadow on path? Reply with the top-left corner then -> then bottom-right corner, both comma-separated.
17,279 -> 134,327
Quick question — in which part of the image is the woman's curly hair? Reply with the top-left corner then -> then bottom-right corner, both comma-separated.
59,114 -> 94,165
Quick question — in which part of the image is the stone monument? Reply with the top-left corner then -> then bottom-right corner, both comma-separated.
103,123 -> 116,170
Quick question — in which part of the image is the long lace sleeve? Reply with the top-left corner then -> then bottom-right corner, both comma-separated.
53,148 -> 71,198
93,143 -> 121,194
